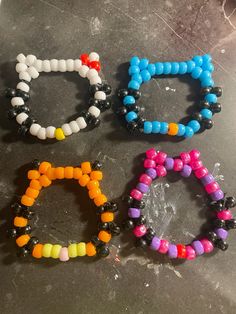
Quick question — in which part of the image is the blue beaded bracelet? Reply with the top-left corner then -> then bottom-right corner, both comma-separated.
117,54 -> 222,138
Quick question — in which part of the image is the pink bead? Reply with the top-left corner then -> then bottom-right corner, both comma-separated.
186,245 -> 196,260
173,159 -> 183,171
205,181 -> 220,194
158,239 -> 169,254
139,174 -> 152,186
130,188 -> 143,200
180,152 -> 191,164
146,148 -> 158,160
144,159 -> 156,169
156,165 -> 167,177
200,239 -> 214,253
195,167 -> 209,179
217,210 -> 232,220
59,247 -> 69,262
133,224 -> 147,237
190,160 -> 203,170
155,152 -> 167,165
189,149 -> 200,161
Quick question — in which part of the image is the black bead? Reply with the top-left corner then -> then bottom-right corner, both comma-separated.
104,202 -> 118,212
122,195 -> 134,205
7,108 -> 18,119
5,88 -> 16,98
136,117 -> 146,128
21,208 -> 35,219
225,219 -> 236,230
18,105 -> 31,114
198,100 -> 210,109
89,98 -> 99,106
97,100 -> 112,111
90,117 -> 101,128
16,90 -> 30,101
26,236 -> 39,251
32,159 -> 40,169
89,84 -> 102,95
133,199 -> 145,209
134,215 -> 146,226
117,88 -> 128,99
91,236 -> 102,247
81,111 -> 92,122
22,117 -> 35,128
211,103 -> 221,114
92,160 -> 102,170
109,223 -> 121,236
97,206 -> 106,214
213,219 -> 226,228
145,227 -> 156,241
128,105 -> 140,113
203,119 -> 214,129
127,121 -> 139,133
225,196 -> 236,209
212,87 -> 222,97
122,219 -> 134,230
97,245 -> 110,257
11,203 -> 24,215
20,79 -> 31,86
7,228 -> 18,238
17,247 -> 30,257
128,89 -> 141,100
102,84 -> 112,95
135,237 -> 147,248
210,199 -> 224,211
200,87 -> 212,96
207,231 -> 218,243
116,106 -> 127,116
18,225 -> 32,235
98,222 -> 109,231
191,112 -> 203,122
18,125 -> 29,136
215,239 -> 228,251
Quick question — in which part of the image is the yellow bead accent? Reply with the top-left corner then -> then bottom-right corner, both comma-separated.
51,244 -> 62,259
42,243 -> 53,258
68,243 -> 78,258
77,242 -> 86,256
55,128 -> 65,141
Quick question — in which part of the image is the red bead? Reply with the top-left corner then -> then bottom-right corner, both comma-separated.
177,244 -> 187,258
90,61 -> 101,72
80,53 -> 89,65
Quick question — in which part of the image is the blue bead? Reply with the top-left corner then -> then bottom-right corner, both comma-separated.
191,66 -> 203,79
155,62 -> 164,75
202,54 -> 212,63
184,126 -> 194,138
143,121 -> 152,134
205,93 -> 217,103
200,70 -> 211,82
187,120 -> 200,133
200,108 -> 213,119
186,60 -> 195,73
140,69 -> 151,82
125,111 -> 137,122
147,64 -> 156,76
202,63 -> 214,72
201,78 -> 214,87
128,66 -> 140,75
170,62 -> 179,74
130,56 -> 140,66
128,80 -> 140,90
123,95 -> 135,106
132,74 -> 142,85
177,124 -> 186,136
163,62 -> 171,75
152,121 -> 161,133
139,58 -> 149,70
192,55 -> 203,66
178,62 -> 187,74
160,122 -> 168,134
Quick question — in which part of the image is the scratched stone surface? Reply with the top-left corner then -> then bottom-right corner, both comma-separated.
0,0 -> 236,313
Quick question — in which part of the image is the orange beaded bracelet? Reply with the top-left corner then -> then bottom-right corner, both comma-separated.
8,160 -> 120,261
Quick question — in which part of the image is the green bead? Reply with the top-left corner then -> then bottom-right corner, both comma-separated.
77,242 -> 86,256
51,244 -> 62,259
42,243 -> 53,258
68,243 -> 78,258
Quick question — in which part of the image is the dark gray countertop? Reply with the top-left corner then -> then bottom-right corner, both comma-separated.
1,0 -> 236,313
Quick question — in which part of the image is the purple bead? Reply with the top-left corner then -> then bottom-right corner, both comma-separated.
128,207 -> 141,218
165,157 -> 174,170
168,244 -> 178,258
136,183 -> 149,193
150,236 -> 161,250
201,174 -> 214,186
180,165 -> 192,177
210,189 -> 224,201
215,228 -> 228,240
145,168 -> 157,179
192,240 -> 204,255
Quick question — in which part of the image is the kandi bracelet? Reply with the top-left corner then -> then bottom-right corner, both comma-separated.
123,149 -> 236,260
7,160 -> 120,261
117,54 -> 222,138
5,53 -> 112,141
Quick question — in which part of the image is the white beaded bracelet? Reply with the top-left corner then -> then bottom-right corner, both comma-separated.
5,53 -> 112,141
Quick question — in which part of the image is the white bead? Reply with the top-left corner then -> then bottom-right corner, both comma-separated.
69,121 -> 80,133
19,71 -> 31,82
89,52 -> 99,61
11,97 -> 24,107
25,55 -> 36,66
50,59 -> 58,71
78,65 -> 89,78
88,106 -> 100,118
16,112 -> 28,125
66,59 -> 74,72
90,76 -> 102,85
37,127 -> 46,140
74,59 -> 82,71
46,126 -> 56,138
34,59 -> 43,72
94,91 -> 106,100
76,117 -> 87,129
58,59 -> 66,72
16,53 -> 26,63
27,66 -> 39,79
30,123 -> 41,136
42,60 -> 51,72
61,123 -> 72,136
16,82 -> 30,93
86,69 -> 98,80
16,63 -> 27,73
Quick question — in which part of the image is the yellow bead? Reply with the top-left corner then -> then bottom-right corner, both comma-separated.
77,242 -> 86,256
51,244 -> 62,259
42,243 -> 53,258
68,243 -> 78,258
55,128 -> 65,141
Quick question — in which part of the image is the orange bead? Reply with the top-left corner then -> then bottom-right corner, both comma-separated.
94,194 -> 107,206
55,167 -> 65,179
89,188 -> 101,199
21,195 -> 34,207
46,168 -> 56,180
64,167 -> 74,179
73,167 -> 82,179
39,175 -> 52,187
98,230 -> 111,243
39,161 -> 51,174
87,180 -> 99,190
101,212 -> 114,223
86,242 -> 96,256
16,234 -> 30,247
90,170 -> 103,181
79,174 -> 90,187
81,162 -> 92,174
27,170 -> 40,180
30,179 -> 42,191
32,243 -> 43,258
25,187 -> 39,199
168,123 -> 179,136
14,216 -> 28,227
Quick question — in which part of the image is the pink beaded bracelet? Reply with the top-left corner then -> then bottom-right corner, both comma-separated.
123,148 -> 236,260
